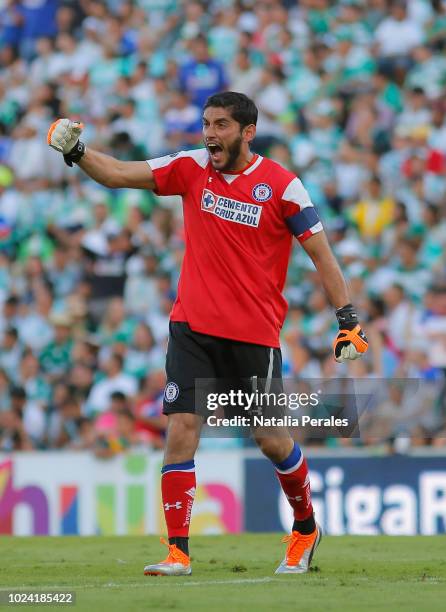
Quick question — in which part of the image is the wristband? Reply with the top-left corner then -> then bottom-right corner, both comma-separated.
335,303 -> 358,330
63,141 -> 86,167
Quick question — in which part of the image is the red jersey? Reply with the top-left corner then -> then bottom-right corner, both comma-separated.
147,149 -> 322,347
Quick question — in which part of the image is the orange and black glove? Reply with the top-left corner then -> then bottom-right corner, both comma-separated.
47,118 -> 85,166
333,303 -> 368,362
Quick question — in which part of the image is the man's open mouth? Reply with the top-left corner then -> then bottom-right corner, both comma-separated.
207,143 -> 224,162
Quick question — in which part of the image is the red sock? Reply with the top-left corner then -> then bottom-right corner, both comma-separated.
161,461 -> 196,538
275,447 -> 313,521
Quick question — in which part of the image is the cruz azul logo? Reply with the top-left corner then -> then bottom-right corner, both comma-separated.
164,382 -> 179,403
252,183 -> 272,202
201,189 -> 262,228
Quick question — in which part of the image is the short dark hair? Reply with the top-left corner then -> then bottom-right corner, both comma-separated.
5,327 -> 18,339
111,391 -> 126,402
10,386 -> 26,400
204,91 -> 258,128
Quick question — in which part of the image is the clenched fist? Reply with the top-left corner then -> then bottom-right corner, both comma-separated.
333,303 -> 368,363
47,118 -> 86,166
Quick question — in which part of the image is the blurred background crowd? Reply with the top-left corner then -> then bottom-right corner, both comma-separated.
0,0 -> 446,453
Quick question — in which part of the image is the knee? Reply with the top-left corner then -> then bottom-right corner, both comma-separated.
255,436 -> 292,463
167,413 -> 200,437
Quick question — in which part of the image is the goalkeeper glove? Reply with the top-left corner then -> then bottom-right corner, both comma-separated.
47,118 -> 86,167
333,303 -> 368,362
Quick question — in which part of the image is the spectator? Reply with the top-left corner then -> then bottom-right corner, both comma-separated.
124,246 -> 162,317
94,390 -> 128,435
94,408 -> 137,458
134,369 -> 167,449
10,385 -> 45,448
0,296 -> 20,341
82,226 -> 136,323
0,369 -> 10,412
0,403 -> 33,451
47,389 -> 81,448
164,90 -> 202,150
124,322 -> 164,380
178,34 -> 227,108
0,327 -> 22,383
46,243 -> 80,299
374,1 -> 423,70
17,282 -> 54,352
228,48 -> 262,98
349,175 -> 395,240
413,285 -> 446,377
39,312 -> 74,382
85,353 -> 137,416
382,284 -> 416,353
252,66 -> 289,153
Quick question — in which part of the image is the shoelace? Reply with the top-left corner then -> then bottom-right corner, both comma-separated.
281,531 -> 316,566
159,537 -> 190,565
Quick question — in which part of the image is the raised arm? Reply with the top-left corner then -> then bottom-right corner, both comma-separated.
78,148 -> 155,190
47,118 -> 156,190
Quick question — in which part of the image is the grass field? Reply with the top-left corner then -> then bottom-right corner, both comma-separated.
0,535 -> 445,611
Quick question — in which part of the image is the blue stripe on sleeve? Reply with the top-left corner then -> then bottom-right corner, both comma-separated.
285,207 -> 320,236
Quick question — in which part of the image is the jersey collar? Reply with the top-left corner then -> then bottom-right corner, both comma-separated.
217,154 -> 264,181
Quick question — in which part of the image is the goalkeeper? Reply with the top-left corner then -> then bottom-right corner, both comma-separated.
47,93 -> 368,576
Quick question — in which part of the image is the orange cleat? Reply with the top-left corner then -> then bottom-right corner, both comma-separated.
275,524 -> 322,574
144,538 -> 191,576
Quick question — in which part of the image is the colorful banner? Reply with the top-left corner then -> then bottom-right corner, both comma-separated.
1,451 -> 445,535
0,451 -> 243,536
245,455 -> 446,535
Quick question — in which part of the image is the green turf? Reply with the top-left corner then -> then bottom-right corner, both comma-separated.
0,535 -> 445,611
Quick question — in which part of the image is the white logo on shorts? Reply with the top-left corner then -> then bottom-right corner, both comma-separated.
164,382 -> 179,403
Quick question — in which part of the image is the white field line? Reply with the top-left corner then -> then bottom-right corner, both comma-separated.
1,575 -> 443,590
0,577 -> 298,590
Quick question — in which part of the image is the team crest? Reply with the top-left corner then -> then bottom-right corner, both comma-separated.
252,183 -> 272,202
201,189 -> 217,211
164,382 -> 179,403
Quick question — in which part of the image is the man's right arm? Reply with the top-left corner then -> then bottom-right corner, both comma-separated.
47,118 -> 156,191
78,148 -> 156,190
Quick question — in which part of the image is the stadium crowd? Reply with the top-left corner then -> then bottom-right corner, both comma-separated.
0,0 -> 446,453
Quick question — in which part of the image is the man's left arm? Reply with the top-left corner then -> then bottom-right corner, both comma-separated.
301,231 -> 369,362
280,176 -> 368,362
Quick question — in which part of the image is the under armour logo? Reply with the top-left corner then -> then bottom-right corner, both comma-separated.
286,494 -> 303,502
164,501 -> 182,510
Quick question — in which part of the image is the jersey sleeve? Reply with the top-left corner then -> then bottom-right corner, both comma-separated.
146,149 -> 209,197
280,177 -> 323,243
